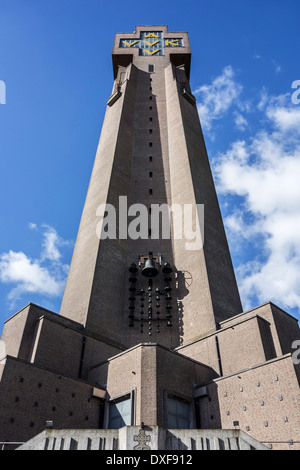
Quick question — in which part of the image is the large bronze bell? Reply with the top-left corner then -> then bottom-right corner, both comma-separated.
141,258 -> 159,278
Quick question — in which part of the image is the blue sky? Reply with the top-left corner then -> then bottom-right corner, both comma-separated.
0,0 -> 300,332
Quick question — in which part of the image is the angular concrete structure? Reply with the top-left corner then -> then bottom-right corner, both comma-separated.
17,427 -> 268,451
0,26 -> 299,451
59,25 -> 242,348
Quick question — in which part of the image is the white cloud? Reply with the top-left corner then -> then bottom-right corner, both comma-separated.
0,225 -> 71,309
41,224 -> 71,262
257,87 -> 269,111
194,66 -> 243,131
266,105 -> 300,132
272,59 -> 281,74
233,112 -> 248,131
213,92 -> 300,315
0,251 -> 63,298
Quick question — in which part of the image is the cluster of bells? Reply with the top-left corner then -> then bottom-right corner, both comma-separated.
128,258 -> 173,335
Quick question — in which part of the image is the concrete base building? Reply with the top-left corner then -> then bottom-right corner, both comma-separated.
0,26 -> 299,451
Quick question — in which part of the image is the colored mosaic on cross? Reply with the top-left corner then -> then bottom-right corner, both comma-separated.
120,31 -> 183,56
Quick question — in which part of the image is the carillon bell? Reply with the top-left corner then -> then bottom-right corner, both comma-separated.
129,263 -> 138,273
162,263 -> 172,274
128,255 -> 174,332
142,259 -> 159,278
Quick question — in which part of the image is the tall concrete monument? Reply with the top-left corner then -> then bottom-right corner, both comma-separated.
0,26 -> 299,451
60,25 -> 243,348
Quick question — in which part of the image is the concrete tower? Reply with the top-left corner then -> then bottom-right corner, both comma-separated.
59,25 -> 242,348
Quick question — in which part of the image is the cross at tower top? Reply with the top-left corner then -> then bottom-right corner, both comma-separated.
119,30 -> 184,56
112,25 -> 191,78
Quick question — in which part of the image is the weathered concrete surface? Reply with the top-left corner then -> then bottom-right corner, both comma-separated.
17,426 -> 268,450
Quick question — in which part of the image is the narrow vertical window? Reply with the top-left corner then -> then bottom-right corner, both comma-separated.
108,394 -> 132,429
167,396 -> 190,429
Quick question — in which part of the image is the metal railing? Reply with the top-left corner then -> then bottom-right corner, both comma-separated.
0,442 -> 24,451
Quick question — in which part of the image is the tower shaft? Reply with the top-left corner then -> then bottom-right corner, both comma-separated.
59,26 -> 242,347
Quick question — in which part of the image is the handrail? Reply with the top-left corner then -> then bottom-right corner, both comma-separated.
0,442 -> 24,450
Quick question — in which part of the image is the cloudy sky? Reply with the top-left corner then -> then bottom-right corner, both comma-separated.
194,66 -> 300,313
0,0 -> 299,331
